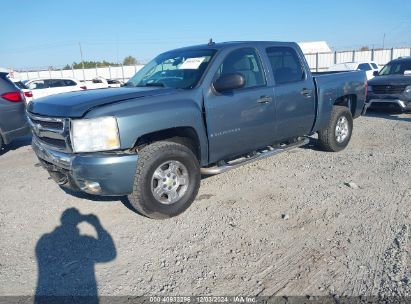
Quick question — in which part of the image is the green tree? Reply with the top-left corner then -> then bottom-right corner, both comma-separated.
359,46 -> 370,51
123,56 -> 138,66
63,61 -> 120,70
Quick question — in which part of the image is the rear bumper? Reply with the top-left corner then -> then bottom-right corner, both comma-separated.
32,138 -> 138,196
2,123 -> 31,144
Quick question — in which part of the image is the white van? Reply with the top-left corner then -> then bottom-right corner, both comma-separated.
328,61 -> 379,80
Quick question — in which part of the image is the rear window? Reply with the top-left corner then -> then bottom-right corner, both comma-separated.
357,63 -> 371,71
14,81 -> 28,89
371,63 -> 378,69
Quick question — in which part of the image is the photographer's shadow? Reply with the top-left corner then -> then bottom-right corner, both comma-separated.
35,208 -> 116,304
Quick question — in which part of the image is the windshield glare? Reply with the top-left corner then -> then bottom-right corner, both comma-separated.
126,49 -> 217,89
379,60 -> 411,76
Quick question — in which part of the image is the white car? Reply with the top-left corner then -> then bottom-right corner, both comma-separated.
328,61 -> 379,80
11,80 -> 34,104
25,78 -> 87,99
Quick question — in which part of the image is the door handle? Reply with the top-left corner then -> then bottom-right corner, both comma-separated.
257,96 -> 272,104
300,88 -> 313,97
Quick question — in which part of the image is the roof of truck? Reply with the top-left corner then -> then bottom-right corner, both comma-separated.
168,41 -> 297,52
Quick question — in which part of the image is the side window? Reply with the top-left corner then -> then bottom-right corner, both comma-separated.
357,63 -> 372,71
45,79 -> 66,88
370,63 -> 378,69
215,48 -> 266,89
64,79 -> 77,86
266,47 -> 305,84
27,80 -> 46,90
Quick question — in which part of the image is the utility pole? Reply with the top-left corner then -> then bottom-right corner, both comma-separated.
382,33 -> 386,49
79,42 -> 86,82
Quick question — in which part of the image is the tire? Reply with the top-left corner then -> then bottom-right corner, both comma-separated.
318,106 -> 353,152
128,141 -> 201,219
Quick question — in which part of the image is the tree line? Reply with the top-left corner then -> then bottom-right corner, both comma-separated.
63,56 -> 139,70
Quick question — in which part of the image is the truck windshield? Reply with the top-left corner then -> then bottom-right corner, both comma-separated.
379,60 -> 411,75
126,49 -> 217,89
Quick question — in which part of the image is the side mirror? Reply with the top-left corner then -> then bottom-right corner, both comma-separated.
373,71 -> 379,77
213,73 -> 245,93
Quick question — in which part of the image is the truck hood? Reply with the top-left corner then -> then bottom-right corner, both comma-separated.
369,75 -> 411,86
27,87 -> 176,117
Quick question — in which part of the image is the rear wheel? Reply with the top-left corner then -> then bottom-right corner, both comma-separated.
318,106 -> 353,152
128,141 -> 201,219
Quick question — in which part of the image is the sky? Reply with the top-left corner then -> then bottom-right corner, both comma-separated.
1,0 -> 410,70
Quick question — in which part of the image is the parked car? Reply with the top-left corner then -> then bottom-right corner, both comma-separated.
107,79 -> 123,88
12,79 -> 34,104
0,72 -> 30,150
84,77 -> 109,90
366,56 -> 411,112
328,61 -> 379,80
28,41 -> 366,219
25,78 -> 86,99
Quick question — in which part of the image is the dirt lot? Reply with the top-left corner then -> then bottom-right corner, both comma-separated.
0,112 -> 410,298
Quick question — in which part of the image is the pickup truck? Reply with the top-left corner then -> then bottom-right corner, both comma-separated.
27,41 -> 367,219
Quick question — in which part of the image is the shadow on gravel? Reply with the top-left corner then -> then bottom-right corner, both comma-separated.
0,135 -> 32,156
298,137 -> 323,152
34,208 -> 116,304
61,188 -> 145,216
365,110 -> 411,122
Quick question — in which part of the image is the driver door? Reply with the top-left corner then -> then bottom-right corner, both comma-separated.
204,48 -> 276,163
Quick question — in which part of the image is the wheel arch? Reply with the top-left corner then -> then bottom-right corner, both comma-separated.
333,94 -> 357,117
133,127 -> 204,164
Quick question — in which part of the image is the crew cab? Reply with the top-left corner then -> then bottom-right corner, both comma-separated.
27,41 -> 367,219
366,56 -> 411,112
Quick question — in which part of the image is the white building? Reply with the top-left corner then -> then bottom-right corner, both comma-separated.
298,41 -> 332,54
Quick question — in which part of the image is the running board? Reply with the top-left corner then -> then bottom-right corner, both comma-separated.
201,138 -> 309,175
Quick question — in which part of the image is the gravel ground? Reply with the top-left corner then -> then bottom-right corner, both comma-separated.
0,111 -> 410,299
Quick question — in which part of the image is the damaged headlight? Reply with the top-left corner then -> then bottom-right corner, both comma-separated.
71,117 -> 120,153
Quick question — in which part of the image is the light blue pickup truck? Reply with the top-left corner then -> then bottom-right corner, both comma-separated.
28,41 -> 367,219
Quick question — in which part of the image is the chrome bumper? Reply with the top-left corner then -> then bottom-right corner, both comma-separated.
32,137 -> 139,196
32,137 -> 72,169
367,99 -> 407,109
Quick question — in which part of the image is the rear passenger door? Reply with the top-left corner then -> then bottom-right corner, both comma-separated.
266,46 -> 316,141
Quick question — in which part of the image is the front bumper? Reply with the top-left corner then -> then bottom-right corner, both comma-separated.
366,94 -> 411,112
32,138 -> 138,196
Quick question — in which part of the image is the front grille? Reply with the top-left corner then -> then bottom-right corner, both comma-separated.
30,119 -> 63,130
38,137 -> 67,149
372,85 -> 406,94
27,112 -> 71,152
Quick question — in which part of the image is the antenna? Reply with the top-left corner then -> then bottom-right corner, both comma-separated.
208,38 -> 214,46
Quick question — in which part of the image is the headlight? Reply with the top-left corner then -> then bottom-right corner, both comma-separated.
71,117 -> 120,152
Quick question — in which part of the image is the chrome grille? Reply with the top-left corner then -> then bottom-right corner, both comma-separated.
372,85 -> 406,94
27,112 -> 72,152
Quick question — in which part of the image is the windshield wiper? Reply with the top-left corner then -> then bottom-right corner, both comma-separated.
144,82 -> 165,87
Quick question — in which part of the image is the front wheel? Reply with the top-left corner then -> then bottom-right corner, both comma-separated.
318,106 -> 353,152
128,141 -> 201,219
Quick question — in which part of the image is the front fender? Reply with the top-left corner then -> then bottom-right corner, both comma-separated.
84,90 -> 209,165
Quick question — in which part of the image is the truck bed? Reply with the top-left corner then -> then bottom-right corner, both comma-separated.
310,70 -> 367,132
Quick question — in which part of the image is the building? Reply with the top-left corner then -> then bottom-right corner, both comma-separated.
298,41 -> 332,54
